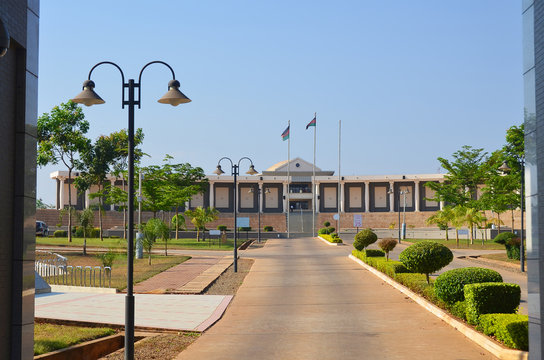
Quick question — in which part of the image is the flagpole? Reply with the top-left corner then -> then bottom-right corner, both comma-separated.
287,120 -> 290,239
338,119 -> 341,234
312,112 -> 316,238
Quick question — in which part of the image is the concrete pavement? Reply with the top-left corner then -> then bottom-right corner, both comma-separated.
176,237 -> 495,359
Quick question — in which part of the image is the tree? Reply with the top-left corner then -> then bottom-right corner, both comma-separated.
37,101 -> 90,242
426,207 -> 454,241
161,156 -> 208,239
452,206 -> 467,247
185,207 -> 219,241
75,135 -> 116,240
142,218 -> 168,264
461,206 -> 487,245
78,208 -> 94,256
426,145 -> 489,208
171,214 -> 186,235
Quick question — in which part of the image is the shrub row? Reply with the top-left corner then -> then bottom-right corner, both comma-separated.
318,227 -> 336,235
494,232 -> 521,260
478,314 -> 528,350
434,267 -> 503,305
320,234 -> 343,244
465,283 -> 521,325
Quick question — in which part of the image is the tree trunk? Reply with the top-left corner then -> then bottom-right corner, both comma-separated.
511,209 -> 515,233
196,228 -> 200,242
68,168 -> 73,242
456,229 -> 459,247
425,273 -> 430,284
148,253 -> 151,265
445,225 -> 449,241
470,225 -> 474,245
165,241 -> 168,256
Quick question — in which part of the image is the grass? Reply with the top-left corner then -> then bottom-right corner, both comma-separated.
34,323 -> 115,355
403,238 -> 504,250
36,236 -> 235,250
45,252 -> 190,290
480,252 -> 521,265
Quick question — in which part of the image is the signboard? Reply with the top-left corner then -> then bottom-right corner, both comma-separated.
209,230 -> 221,236
333,214 -> 340,221
458,229 -> 469,235
236,217 -> 250,228
353,214 -> 363,228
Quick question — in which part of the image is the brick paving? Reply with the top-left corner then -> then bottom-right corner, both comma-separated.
133,256 -> 222,294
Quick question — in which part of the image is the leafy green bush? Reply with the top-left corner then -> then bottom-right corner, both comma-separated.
478,314 -> 528,350
394,273 -> 441,304
324,221 -> 331,227
464,283 -> 521,325
318,228 -> 328,235
448,301 -> 467,320
434,267 -> 503,305
97,249 -> 117,268
365,249 -> 385,257
238,227 -> 251,231
321,234 -> 343,243
90,227 -> 100,238
331,232 -> 339,238
377,238 -> 397,260
53,230 -> 67,237
74,226 -> 84,237
217,225 -> 228,231
353,229 -> 378,251
493,232 -> 518,245
399,241 -> 453,283
263,226 -> 273,232
327,227 -> 335,234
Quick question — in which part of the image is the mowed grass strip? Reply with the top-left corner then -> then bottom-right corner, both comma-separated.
403,238 -> 504,250
34,323 -> 115,355
480,252 -> 521,265
48,252 -> 190,291
36,236 -> 234,250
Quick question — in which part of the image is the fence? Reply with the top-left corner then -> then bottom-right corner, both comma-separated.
35,250 -> 112,288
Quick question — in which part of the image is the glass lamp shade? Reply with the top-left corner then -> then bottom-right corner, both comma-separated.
71,80 -> 105,106
213,165 -> 225,175
246,165 -> 258,175
158,80 -> 191,106
499,161 -> 512,173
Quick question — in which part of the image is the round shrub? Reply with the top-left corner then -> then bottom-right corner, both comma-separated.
331,233 -> 339,238
493,232 -> 518,245
318,228 -> 328,235
353,228 -> 378,251
399,241 -> 453,283
217,225 -> 228,231
327,227 -> 335,234
263,226 -> 273,232
324,221 -> 331,227
377,238 -> 397,260
53,230 -> 67,237
434,267 -> 503,304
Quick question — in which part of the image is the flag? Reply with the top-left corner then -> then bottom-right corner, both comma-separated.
281,125 -> 290,141
306,115 -> 316,130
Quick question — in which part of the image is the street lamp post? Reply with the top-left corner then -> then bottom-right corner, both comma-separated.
401,188 -> 410,239
214,157 -> 258,272
72,61 -> 191,360
499,159 -> 525,272
249,187 -> 269,243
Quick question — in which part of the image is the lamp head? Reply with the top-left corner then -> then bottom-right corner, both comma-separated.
499,160 -> 511,173
213,165 -> 225,176
71,80 -> 105,106
246,165 -> 258,175
158,79 -> 191,106
387,187 -> 394,194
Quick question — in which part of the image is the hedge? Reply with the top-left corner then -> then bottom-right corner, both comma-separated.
448,301 -> 467,320
478,314 -> 528,350
365,249 -> 385,257
464,283 -> 521,325
434,267 -> 503,305
53,230 -> 67,237
320,234 -> 343,244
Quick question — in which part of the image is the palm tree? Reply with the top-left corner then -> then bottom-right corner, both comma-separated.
426,206 -> 454,241
185,207 -> 219,241
462,207 -> 487,245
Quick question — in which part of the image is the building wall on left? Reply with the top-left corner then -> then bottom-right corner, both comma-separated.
0,1 -> 39,359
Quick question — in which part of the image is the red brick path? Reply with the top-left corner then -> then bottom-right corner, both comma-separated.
133,256 -> 222,293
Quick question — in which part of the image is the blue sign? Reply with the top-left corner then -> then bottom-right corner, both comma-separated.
236,217 -> 250,228
458,229 -> 469,235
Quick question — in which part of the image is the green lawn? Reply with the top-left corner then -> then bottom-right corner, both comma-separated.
36,236 -> 234,250
34,323 -> 115,355
480,252 -> 521,265
403,238 -> 505,250
44,252 -> 190,291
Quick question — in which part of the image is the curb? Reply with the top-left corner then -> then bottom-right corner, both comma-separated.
317,236 -> 342,246
175,256 -> 233,294
348,254 -> 528,360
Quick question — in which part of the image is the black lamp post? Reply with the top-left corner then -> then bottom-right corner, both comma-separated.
71,61 -> 190,360
401,188 -> 410,239
249,187 -> 270,243
499,159 -> 525,272
388,187 -> 401,244
214,157 -> 258,272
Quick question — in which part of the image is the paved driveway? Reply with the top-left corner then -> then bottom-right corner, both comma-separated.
176,237 -> 495,359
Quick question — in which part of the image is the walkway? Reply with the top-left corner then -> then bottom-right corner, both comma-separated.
176,237 -> 496,359
133,256 -> 222,293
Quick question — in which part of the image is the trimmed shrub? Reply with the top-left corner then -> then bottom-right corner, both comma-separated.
375,260 -> 411,278
448,301 -> 467,320
494,232 -> 521,260
331,233 -> 339,238
263,226 -> 273,232
399,241 -> 453,283
434,267 -> 503,305
353,228 -> 378,251
377,238 -> 397,260
323,221 -> 331,227
217,225 -> 228,231
327,227 -> 335,234
238,227 -> 251,232
318,228 -> 328,235
90,227 -> 100,238
365,249 -> 385,257
97,249 -> 117,268
53,230 -> 67,237
321,234 -> 343,243
464,283 -> 521,325
478,314 -> 528,350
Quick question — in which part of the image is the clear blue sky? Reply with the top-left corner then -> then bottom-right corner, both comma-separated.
37,1 -> 523,205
